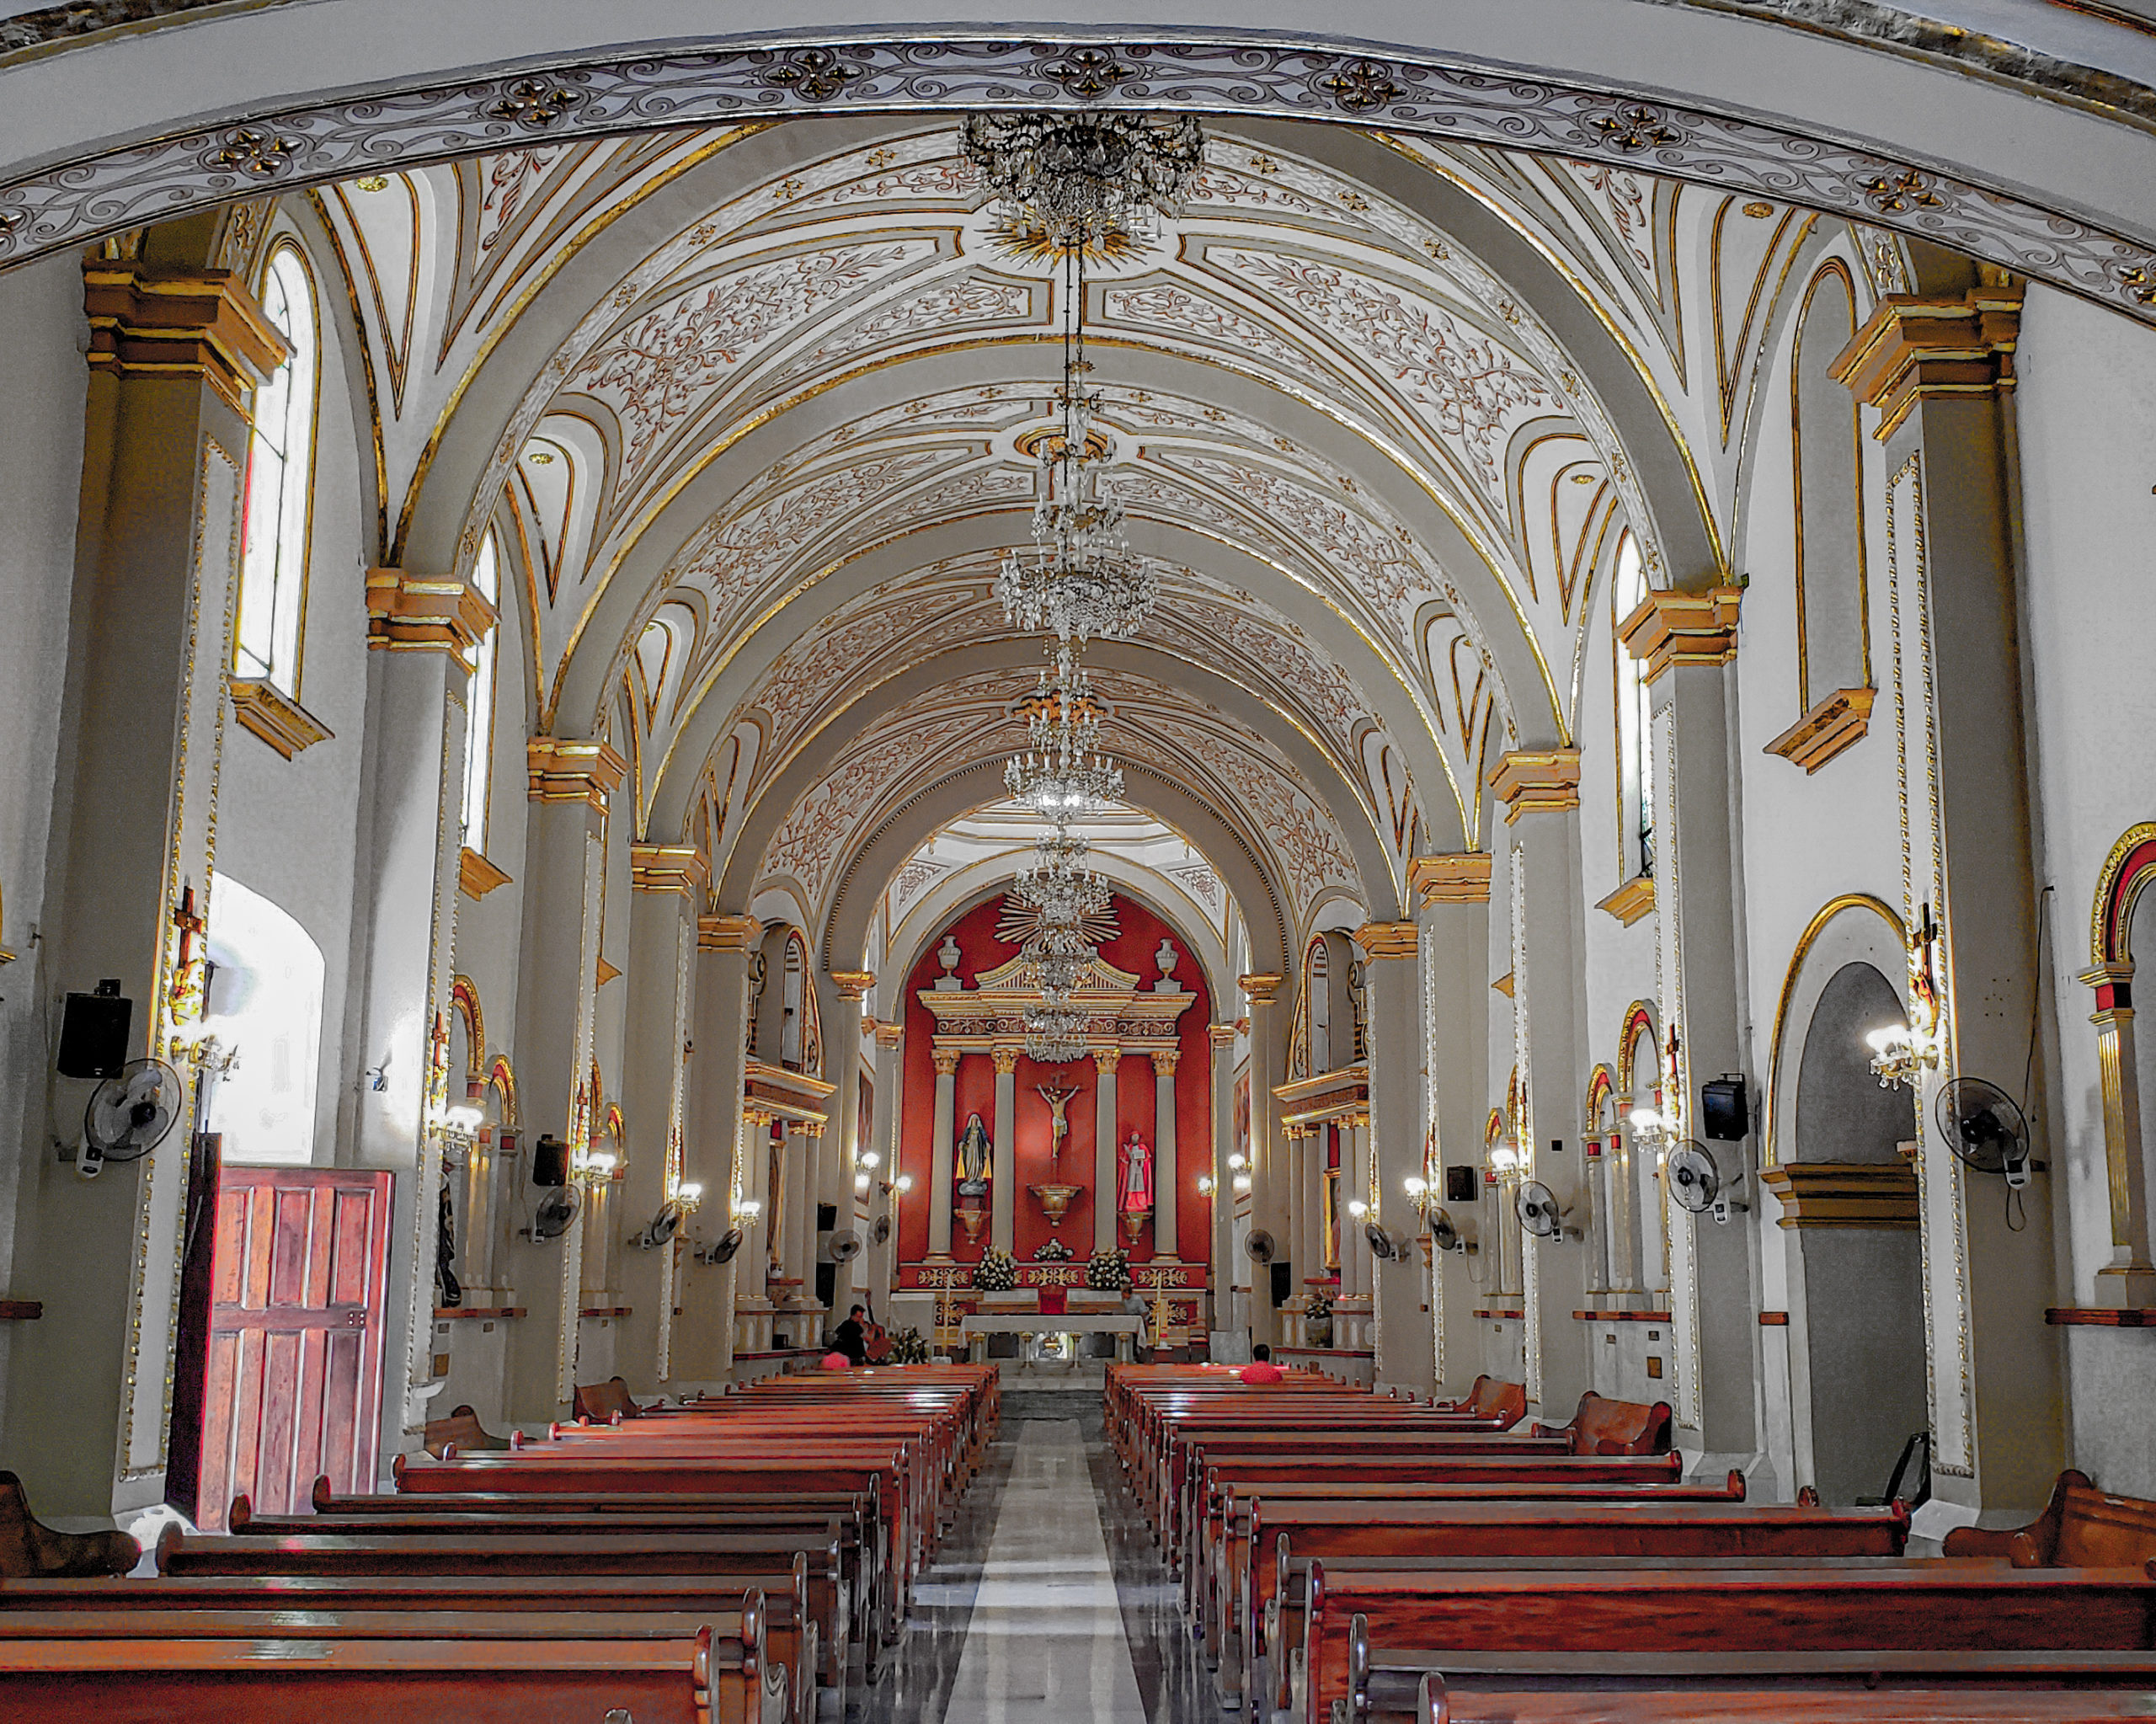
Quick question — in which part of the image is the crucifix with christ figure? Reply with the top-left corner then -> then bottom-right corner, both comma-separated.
1036,1081 -> 1079,1171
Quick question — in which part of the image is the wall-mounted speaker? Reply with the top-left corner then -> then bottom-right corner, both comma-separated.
1700,1075 -> 1750,1142
57,981 -> 131,1080
1444,1165 -> 1480,1205
531,1134 -> 569,1188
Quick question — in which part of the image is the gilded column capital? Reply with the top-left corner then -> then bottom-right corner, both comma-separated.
931,1048 -> 963,1078
1352,921 -> 1419,960
2079,961 -> 2136,1017
83,261 -> 286,414
1488,750 -> 1583,823
991,1046 -> 1021,1076
1408,852 -> 1492,905
1092,1047 -> 1123,1074
1209,1023 -> 1239,1048
874,1023 -> 905,1051
365,568 -> 499,656
696,912 -> 762,952
1150,1049 -> 1182,1076
527,736 -> 627,809
1238,972 -> 1285,1005
1831,280 -> 2024,441
830,969 -> 876,1001
1617,588 -> 1742,684
629,843 -> 707,899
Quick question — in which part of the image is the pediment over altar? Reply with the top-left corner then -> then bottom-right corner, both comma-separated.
917,951 -> 1196,1046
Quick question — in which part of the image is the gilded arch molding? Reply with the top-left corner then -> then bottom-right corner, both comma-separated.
3,36 -> 2156,328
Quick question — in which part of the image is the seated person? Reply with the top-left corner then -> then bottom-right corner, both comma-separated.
1239,1342 -> 1284,1385
1122,1288 -> 1153,1364
819,1349 -> 852,1371
830,1304 -> 871,1366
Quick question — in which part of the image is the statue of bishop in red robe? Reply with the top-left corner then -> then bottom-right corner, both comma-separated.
1118,1129 -> 1154,1214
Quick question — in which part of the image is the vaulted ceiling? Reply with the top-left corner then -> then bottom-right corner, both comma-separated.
308,111 -> 1908,959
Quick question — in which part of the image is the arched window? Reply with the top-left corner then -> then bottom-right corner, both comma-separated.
459,529 -> 501,852
1613,531 -> 1655,879
235,244 -> 318,697
204,876 -> 324,1165
1791,262 -> 1869,709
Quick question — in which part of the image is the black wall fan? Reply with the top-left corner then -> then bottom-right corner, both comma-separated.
633,1198 -> 686,1252
1667,1140 -> 1748,1225
1514,1179 -> 1570,1241
697,1226 -> 746,1266
1429,1208 -> 1476,1254
81,1058 -> 184,1177
1244,1228 -> 1277,1265
526,1184 -> 581,1241
1935,1078 -> 2031,1190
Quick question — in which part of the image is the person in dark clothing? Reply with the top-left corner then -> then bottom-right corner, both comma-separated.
830,1304 -> 871,1366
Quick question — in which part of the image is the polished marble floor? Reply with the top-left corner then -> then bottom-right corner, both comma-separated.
856,1389 -> 1218,1722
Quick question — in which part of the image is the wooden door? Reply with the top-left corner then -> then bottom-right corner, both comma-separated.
196,1168 -> 392,1529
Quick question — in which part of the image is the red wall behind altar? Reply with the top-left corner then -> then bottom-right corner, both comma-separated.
897,891 -> 1215,1274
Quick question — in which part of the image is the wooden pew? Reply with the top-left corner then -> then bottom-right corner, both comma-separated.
1249,1499 -> 1910,1711
1386,1652 -> 2156,1723
1433,1377 -> 1527,1430
0,1609 -> 782,1723
1529,1390 -> 1674,1455
1945,1470 -> 2156,1569
0,1567 -> 819,1724
1303,1561 -> 2156,1724
574,1376 -> 649,1422
422,1403 -> 511,1459
0,1473 -> 138,1579
157,1524 -> 854,1709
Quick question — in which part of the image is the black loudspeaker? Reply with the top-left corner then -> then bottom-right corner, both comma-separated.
815,1201 -> 837,1232
1444,1165 -> 1480,1205
531,1134 -> 570,1187
1269,1261 -> 1293,1309
57,980 -> 132,1080
1700,1075 -> 1750,1141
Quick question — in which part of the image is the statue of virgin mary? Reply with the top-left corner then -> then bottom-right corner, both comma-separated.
955,1112 -> 991,1197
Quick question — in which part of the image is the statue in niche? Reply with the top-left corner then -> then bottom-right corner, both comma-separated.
1036,1081 -> 1079,1165
955,1112 -> 991,1197
1119,1129 -> 1154,1214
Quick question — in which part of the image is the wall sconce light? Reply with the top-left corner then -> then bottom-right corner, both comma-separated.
1231,1172 -> 1251,1194
1346,1198 -> 1369,1220
859,1150 -> 881,1170
1865,1022 -> 1940,1089
734,1196 -> 763,1222
1197,1173 -> 1215,1195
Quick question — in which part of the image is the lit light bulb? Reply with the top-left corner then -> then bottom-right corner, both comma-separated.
1403,1176 -> 1428,1196
1347,1199 -> 1369,1219
1232,1173 -> 1251,1193
675,1182 -> 703,1208
1227,1152 -> 1246,1172
855,1173 -> 871,1193
895,1174 -> 914,1193
1628,1107 -> 1660,1134
859,1150 -> 881,1170
1197,1174 -> 1215,1195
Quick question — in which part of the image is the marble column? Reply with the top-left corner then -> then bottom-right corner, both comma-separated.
1358,920 -> 1427,1390
1411,856 -> 1493,1399
619,846 -> 703,1388
1489,751 -> 1591,1422
1831,279 -> 2063,1508
677,912 -> 756,1383
782,1126 -> 816,1297
29,261 -> 284,1515
928,1048 -> 959,1259
1093,1048 -> 1122,1253
868,1023 -> 905,1308
825,971 -> 873,1318
1241,974 -> 1288,1348
504,739 -> 621,1420
990,1046 -> 1019,1253
1152,1049 -> 1180,1257
1209,1025 -> 1239,1344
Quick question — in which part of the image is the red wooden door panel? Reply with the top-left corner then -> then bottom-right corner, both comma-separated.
196,1168 -> 392,1530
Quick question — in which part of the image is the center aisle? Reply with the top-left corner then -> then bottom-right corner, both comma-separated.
880,1388 -> 1212,1724
942,1416 -> 1146,1719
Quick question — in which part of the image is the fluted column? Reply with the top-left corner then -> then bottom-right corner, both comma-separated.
1241,974 -> 1288,1348
2082,964 -> 2156,1302
1093,1048 -> 1122,1253
679,913 -> 756,1382
1209,1025 -> 1239,1333
868,1023 -> 905,1307
1344,1117 -> 1371,1303
1152,1049 -> 1180,1257
825,971 -> 873,1317
928,1048 -> 958,1259
1357,919 -> 1425,1389
991,1046 -> 1019,1253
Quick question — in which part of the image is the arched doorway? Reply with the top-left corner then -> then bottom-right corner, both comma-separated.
1781,960 -> 1928,1507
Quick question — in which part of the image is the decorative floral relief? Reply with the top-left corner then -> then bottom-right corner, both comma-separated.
1101,280 -> 1311,375
765,277 -> 1032,390
1215,248 -> 1552,496
1560,159 -> 1657,279
574,240 -> 927,480
1145,717 -> 1363,907
478,143 -> 568,254
1163,862 -> 1224,913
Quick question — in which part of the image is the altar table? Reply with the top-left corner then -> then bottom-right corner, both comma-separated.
959,1313 -> 1144,1365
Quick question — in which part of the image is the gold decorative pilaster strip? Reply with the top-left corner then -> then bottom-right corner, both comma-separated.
1488,750 -> 1582,823
365,568 -> 498,655
1830,280 -> 2024,441
696,913 -> 761,952
526,737 -> 627,808
1352,921 -> 1418,959
1617,588 -> 1743,684
83,262 -> 286,414
629,842 -> 707,899
1408,852 -> 1492,905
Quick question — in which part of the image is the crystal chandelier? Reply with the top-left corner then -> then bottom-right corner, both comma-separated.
1004,650 -> 1125,819
1011,834 -> 1112,931
1022,996 -> 1092,1065
961,112 -> 1202,248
